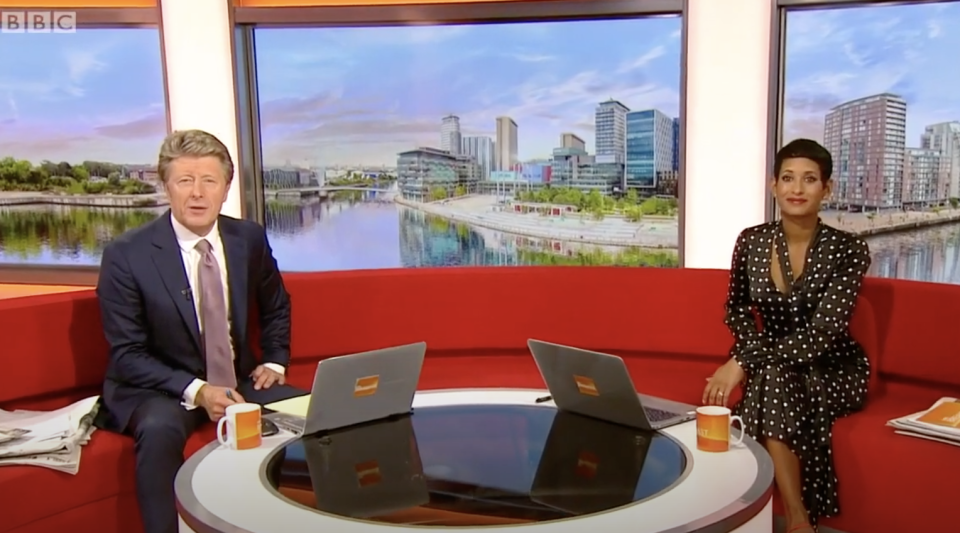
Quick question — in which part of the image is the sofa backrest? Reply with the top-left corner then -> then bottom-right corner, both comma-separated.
2,267 -> 956,408
860,278 -> 960,389
0,290 -> 107,406
284,267 -> 737,362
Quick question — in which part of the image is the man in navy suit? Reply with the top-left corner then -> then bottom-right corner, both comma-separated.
95,129 -> 305,533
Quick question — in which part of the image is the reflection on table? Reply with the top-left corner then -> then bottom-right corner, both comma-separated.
264,404 -> 686,526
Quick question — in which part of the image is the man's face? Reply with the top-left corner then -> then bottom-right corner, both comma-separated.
164,156 -> 230,236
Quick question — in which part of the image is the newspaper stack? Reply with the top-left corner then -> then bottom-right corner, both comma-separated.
886,397 -> 960,447
0,396 -> 100,475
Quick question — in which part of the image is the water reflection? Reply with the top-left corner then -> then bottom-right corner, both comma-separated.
3,198 -> 960,286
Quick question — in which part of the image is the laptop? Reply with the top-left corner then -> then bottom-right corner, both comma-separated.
302,414 -> 429,519
267,342 -> 426,435
530,410 -> 653,515
527,339 -> 695,430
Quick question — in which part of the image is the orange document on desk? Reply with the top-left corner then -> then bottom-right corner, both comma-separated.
917,400 -> 960,428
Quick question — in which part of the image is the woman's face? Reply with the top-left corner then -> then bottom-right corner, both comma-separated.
771,157 -> 831,217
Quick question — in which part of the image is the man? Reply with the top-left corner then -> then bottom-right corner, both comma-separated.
95,129 -> 305,533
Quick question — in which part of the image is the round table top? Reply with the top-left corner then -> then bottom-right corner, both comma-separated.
176,389 -> 773,533
263,403 -> 688,525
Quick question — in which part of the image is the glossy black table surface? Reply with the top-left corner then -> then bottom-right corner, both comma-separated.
263,404 -> 688,526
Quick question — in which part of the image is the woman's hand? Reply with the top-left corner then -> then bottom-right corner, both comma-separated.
702,358 -> 746,406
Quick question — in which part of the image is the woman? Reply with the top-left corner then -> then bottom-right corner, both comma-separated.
703,139 -> 871,533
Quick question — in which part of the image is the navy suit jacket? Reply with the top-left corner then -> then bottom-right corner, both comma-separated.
96,211 -> 291,432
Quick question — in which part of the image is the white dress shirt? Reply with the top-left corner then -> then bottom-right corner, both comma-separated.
170,216 -> 284,409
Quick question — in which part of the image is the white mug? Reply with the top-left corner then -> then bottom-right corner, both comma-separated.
216,403 -> 262,451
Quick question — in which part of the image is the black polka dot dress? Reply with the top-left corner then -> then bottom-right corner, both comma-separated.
724,220 -> 871,525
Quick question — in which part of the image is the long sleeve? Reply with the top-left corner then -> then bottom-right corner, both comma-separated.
764,238 -> 871,365
724,231 -> 769,373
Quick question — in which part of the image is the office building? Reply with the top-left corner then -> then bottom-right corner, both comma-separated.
440,115 -> 462,155
461,135 -> 495,180
595,99 -> 630,164
624,109 -> 675,190
560,132 -> 586,151
823,93 -> 906,209
495,116 -> 518,171
902,148 -> 943,207
921,121 -> 960,200
397,147 -> 478,200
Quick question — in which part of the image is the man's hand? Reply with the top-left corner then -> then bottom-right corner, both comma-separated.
197,385 -> 244,421
251,364 -> 285,391
702,358 -> 745,407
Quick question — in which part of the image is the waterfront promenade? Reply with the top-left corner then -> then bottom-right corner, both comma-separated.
0,191 -> 168,208
398,195 -> 960,247
397,195 -> 679,249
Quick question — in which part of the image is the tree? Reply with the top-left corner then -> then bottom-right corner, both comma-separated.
429,186 -> 448,201
454,185 -> 467,197
625,188 -> 639,205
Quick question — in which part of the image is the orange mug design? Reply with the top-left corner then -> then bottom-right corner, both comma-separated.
217,403 -> 262,451
696,405 -> 745,453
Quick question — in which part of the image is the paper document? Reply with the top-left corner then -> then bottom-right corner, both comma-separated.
265,395 -> 311,417
887,397 -> 960,448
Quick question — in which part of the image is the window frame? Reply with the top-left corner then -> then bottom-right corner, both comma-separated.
233,0 -> 689,265
0,6 -> 165,285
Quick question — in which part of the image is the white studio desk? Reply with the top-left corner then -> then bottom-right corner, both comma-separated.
176,388 -> 774,533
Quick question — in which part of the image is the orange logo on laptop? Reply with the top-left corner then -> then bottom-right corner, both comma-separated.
573,375 -> 599,396
354,375 -> 380,397
575,450 -> 598,479
354,460 -> 382,487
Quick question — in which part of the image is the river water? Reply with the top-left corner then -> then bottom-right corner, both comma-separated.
1,197 -> 959,285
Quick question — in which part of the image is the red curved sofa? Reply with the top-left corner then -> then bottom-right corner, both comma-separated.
1,267 -> 957,533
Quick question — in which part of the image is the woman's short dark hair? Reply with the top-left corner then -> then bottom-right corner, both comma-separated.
774,139 -> 833,182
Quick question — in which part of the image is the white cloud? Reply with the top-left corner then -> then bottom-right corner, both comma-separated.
927,20 -> 942,38
510,53 -> 554,63
617,45 -> 665,74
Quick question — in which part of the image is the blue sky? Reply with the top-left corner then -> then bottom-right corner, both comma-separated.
254,17 -> 683,167
782,2 -> 960,145
1,3 -> 957,167
0,29 -> 165,164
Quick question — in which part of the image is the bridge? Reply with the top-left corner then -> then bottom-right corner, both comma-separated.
266,185 -> 393,194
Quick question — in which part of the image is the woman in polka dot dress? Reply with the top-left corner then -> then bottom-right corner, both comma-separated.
702,139 -> 871,533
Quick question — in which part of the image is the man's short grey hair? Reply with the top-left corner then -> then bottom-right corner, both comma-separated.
158,129 -> 234,183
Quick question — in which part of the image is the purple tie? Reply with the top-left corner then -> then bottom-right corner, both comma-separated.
196,239 -> 237,388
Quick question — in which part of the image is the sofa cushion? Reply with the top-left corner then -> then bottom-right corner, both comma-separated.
0,427 -> 216,532
824,382 -> 959,533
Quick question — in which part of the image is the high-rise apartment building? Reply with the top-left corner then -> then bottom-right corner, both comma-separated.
440,115 -> 462,155
594,99 -> 630,164
461,136 -> 495,180
902,148 -> 942,207
920,121 -> 960,200
560,132 -> 585,151
672,117 -> 680,172
624,109 -> 674,190
495,116 -> 518,171
823,93 -> 906,209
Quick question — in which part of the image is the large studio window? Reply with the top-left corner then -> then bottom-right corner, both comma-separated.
781,1 -> 960,284
0,28 -> 167,267
252,16 -> 682,272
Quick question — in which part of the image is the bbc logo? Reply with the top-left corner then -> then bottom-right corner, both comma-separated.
1,11 -> 77,33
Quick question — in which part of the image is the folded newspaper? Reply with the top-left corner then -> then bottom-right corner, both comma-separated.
886,396 -> 960,448
0,396 -> 100,475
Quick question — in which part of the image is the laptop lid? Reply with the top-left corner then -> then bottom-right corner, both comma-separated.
527,339 -> 650,429
303,414 -> 429,518
304,342 -> 426,434
530,410 -> 652,515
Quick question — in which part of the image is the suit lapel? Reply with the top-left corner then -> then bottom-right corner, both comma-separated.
151,211 -> 202,351
219,217 -> 249,344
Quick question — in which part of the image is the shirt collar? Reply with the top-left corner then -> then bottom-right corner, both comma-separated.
170,214 -> 221,254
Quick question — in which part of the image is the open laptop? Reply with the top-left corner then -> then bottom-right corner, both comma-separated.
302,414 -> 429,519
527,339 -> 695,430
267,342 -> 426,435
530,410 -> 652,515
